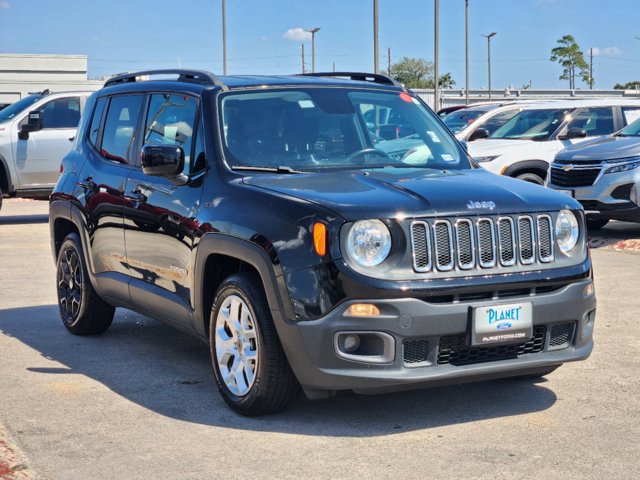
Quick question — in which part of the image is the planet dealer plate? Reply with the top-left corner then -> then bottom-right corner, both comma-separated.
471,302 -> 533,346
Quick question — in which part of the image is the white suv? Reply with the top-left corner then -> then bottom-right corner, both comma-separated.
0,90 -> 92,209
467,99 -> 640,185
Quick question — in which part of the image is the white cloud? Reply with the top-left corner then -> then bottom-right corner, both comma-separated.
0,1 -> 11,10
283,28 -> 311,43
591,46 -> 623,57
260,36 -> 269,42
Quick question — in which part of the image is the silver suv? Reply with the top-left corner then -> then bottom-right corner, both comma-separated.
0,90 -> 92,209
548,118 -> 640,229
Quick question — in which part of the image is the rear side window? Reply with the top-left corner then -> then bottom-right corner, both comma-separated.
88,97 -> 108,147
143,93 -> 198,172
567,107 -> 614,136
41,97 -> 81,129
100,95 -> 144,164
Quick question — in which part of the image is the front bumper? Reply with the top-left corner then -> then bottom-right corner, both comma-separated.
275,278 -> 596,397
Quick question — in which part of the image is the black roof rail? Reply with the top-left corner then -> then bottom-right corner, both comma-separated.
299,71 -> 400,87
104,69 -> 228,90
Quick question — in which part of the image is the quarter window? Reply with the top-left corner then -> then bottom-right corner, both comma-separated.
100,95 -> 144,164
143,94 -> 198,172
40,97 -> 81,129
88,97 -> 108,147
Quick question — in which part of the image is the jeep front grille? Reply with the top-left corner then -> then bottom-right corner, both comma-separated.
411,214 -> 555,273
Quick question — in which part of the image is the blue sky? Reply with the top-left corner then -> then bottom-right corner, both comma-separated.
0,0 -> 639,89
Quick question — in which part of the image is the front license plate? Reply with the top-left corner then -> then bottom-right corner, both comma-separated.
557,189 -> 574,197
471,302 -> 533,346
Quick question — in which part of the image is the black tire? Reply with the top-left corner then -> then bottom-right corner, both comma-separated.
209,272 -> 299,416
56,233 -> 115,335
586,216 -> 609,230
515,172 -> 545,185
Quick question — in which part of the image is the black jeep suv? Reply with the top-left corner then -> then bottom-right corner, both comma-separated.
50,70 -> 596,415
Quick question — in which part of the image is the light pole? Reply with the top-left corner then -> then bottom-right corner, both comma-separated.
306,28 -> 321,73
465,0 -> 469,104
481,32 -> 497,100
221,0 -> 227,75
373,0 -> 379,73
434,0 -> 440,111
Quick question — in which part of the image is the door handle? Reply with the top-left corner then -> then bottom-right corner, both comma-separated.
125,189 -> 147,204
77,176 -> 97,190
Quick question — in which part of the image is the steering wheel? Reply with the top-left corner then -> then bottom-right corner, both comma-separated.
346,147 -> 394,164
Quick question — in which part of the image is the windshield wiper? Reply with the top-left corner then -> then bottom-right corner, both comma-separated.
231,165 -> 304,174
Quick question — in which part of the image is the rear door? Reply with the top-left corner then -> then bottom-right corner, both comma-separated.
13,95 -> 84,188
123,92 -> 205,328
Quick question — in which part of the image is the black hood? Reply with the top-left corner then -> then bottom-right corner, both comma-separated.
242,168 -> 580,220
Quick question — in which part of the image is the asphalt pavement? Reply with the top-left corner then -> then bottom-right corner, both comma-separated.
0,198 -> 639,479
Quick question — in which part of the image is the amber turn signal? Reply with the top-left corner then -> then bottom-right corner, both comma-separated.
346,303 -> 381,317
313,222 -> 327,256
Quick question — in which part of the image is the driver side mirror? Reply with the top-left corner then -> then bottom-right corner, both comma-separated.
18,110 -> 44,140
468,127 -> 490,142
141,144 -> 187,185
559,126 -> 587,140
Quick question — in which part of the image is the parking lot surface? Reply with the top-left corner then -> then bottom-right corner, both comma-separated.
0,198 -> 639,479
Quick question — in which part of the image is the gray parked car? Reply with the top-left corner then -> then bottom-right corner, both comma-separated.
548,118 -> 640,229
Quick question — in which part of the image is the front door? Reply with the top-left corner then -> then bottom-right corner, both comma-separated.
13,95 -> 83,188
123,93 -> 204,328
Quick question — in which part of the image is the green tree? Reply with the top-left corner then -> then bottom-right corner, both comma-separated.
550,35 -> 590,90
389,57 -> 455,89
614,81 -> 640,90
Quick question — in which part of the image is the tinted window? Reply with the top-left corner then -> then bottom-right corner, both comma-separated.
220,88 -> 469,171
100,95 -> 143,164
491,108 -> 573,141
192,119 -> 207,173
41,97 -> 81,129
0,94 -> 42,123
443,109 -> 489,133
480,108 -> 520,136
567,107 -> 614,136
619,118 -> 640,136
88,97 -> 108,147
621,107 -> 640,127
143,93 -> 198,171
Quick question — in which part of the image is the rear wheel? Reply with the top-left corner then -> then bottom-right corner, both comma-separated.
210,272 -> 299,416
56,233 -> 115,335
514,171 -> 545,185
586,216 -> 609,230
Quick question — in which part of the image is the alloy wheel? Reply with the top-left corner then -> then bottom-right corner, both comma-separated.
58,247 -> 83,324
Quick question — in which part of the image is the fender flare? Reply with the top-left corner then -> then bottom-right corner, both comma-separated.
501,160 -> 550,179
0,153 -> 14,193
193,233 -> 295,337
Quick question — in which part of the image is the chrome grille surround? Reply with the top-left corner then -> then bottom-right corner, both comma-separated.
409,214 -> 556,274
410,221 -> 432,272
455,219 -> 475,270
497,217 -> 516,267
433,220 -> 455,271
537,214 -> 554,263
518,216 -> 536,265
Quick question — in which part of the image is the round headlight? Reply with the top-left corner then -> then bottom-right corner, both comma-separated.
555,210 -> 579,253
346,220 -> 392,267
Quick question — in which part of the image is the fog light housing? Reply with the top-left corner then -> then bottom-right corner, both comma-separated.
343,334 -> 360,352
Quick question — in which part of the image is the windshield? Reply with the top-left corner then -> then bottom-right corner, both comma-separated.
443,108 -> 489,133
619,118 -> 640,137
219,88 -> 470,172
490,108 -> 574,141
0,94 -> 43,123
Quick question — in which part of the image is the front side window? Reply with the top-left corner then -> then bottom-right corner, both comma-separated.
566,107 -> 614,136
143,93 -> 198,172
40,97 -> 81,129
100,95 -> 143,164
443,108 -> 490,133
491,108 -> 574,141
220,88 -> 468,171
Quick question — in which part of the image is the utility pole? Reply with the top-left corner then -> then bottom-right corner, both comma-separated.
481,32 -> 496,100
465,0 -> 469,104
589,48 -> 593,90
434,0 -> 440,111
306,28 -> 321,73
333,62 -> 336,72
373,0 -> 379,73
222,0 -> 227,75
387,47 -> 391,75
301,44 -> 306,74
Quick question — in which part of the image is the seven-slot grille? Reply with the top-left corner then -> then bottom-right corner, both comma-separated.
411,214 -> 554,273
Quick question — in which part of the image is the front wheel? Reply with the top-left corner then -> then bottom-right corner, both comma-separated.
210,272 -> 299,416
515,172 -> 545,185
56,233 -> 115,335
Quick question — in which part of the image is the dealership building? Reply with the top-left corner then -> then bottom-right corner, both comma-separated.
0,53 -> 103,108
